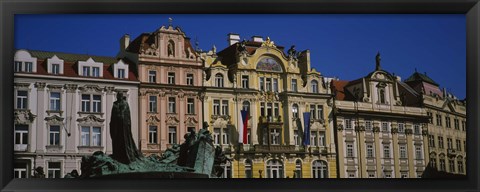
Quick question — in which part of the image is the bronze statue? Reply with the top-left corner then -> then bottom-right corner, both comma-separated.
288,45 -> 297,59
376,52 -> 381,70
110,92 -> 142,164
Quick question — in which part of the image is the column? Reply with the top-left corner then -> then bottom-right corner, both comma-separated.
373,121 -> 382,177
139,89 -> 148,152
105,87 -> 115,154
406,124 -> 415,177
34,82 -> 46,154
64,84 -> 78,154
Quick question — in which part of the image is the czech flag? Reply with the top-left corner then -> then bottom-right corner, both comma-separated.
238,109 -> 249,144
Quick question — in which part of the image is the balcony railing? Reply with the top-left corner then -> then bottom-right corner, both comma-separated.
254,145 -> 297,153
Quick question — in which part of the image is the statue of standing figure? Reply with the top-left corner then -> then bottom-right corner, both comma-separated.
110,92 -> 143,164
376,52 -> 381,70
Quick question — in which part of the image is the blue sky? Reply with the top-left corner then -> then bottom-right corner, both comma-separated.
15,14 -> 466,99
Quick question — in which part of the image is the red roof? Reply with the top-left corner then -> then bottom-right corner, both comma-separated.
331,80 -> 350,100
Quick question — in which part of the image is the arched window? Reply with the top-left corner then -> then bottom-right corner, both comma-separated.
266,159 -> 284,178
245,159 -> 253,178
221,160 -> 232,178
429,152 -> 437,168
294,159 -> 302,178
167,40 -> 175,57
379,88 -> 386,104
242,101 -> 250,112
215,73 -> 224,88
312,160 -> 328,178
292,104 -> 299,118
311,80 -> 319,93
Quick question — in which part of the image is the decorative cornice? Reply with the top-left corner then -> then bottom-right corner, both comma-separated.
337,124 -> 344,131
76,114 -> 105,123
373,126 -> 380,133
44,115 -> 65,125
14,82 -> 31,89
166,115 -> 180,125
14,109 -> 36,124
34,82 -> 47,89
146,115 -> 161,125
405,129 -> 413,135
64,84 -> 78,93
46,84 -> 63,91
78,85 -> 103,93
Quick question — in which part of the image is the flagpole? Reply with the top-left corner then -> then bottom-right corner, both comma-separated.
235,74 -> 240,179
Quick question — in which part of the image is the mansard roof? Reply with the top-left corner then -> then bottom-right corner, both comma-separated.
404,71 -> 439,86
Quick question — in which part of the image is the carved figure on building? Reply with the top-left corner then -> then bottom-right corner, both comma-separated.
261,37 -> 276,47
110,92 -> 143,164
287,45 -> 298,59
168,41 -> 175,56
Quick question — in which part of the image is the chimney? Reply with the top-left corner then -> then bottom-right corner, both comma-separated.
120,34 -> 130,51
227,33 -> 240,46
251,36 -> 263,43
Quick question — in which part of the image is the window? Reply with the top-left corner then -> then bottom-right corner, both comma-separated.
49,125 -> 60,146
149,96 -> 157,113
273,78 -> 278,92
187,98 -> 195,114
81,126 -> 101,146
401,172 -> 408,178
92,67 -> 100,77
294,130 -> 300,146
319,132 -> 326,146
454,119 -> 460,130
439,159 -> 446,171
383,145 -> 390,158
266,159 -> 284,178
247,129 -> 251,144
14,162 -> 28,178
462,121 -> 466,131
168,127 -> 177,144
221,100 -> 229,115
295,160 -> 302,178
310,131 -> 317,146
399,145 -> 407,159
345,119 -> 352,129
81,94 -> 102,113
449,159 -> 455,172
168,72 -> 176,84
168,97 -> 176,113
186,74 -> 194,85
291,79 -> 297,92
365,120 -> 373,131
117,69 -> 125,79
428,135 -> 435,147
242,101 -> 250,112
436,114 -> 442,126
14,125 -> 29,145
366,144 -> 374,158
438,136 -> 444,149
222,128 -> 229,145
447,138 -> 453,149
213,100 -> 220,115
52,64 -> 60,75
398,123 -> 405,134
241,75 -> 249,88
215,73 -> 223,87
47,162 -> 61,178
379,88 -> 386,104
316,105 -> 324,120
463,141 -> 466,152
311,80 -> 319,93
259,77 -> 265,91
266,78 -> 272,91
245,160 -> 253,178
346,144 -> 354,157
274,103 -> 279,118
16,90 -> 28,109
148,71 -> 156,83
83,66 -> 90,76
14,61 -> 22,72
213,128 -> 220,145
414,124 -> 420,135
415,146 -> 422,159
430,157 -> 437,168
221,161 -> 232,178
312,160 -> 328,178
456,139 -> 462,151
148,126 -> 158,144
49,92 -> 61,111
427,112 -> 433,124
445,117 -> 451,128
270,129 -> 280,145
382,122 -> 389,132
292,104 -> 299,118
24,62 -> 33,72
458,160 -> 464,173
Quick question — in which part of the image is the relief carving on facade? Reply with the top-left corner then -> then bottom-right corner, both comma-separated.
146,115 -> 161,125
65,84 -> 78,93
46,84 -> 63,91
78,85 -> 103,93
34,82 -> 47,89
76,114 -> 105,123
14,82 -> 31,89
14,109 -> 36,124
184,116 -> 198,127
44,115 -> 65,125
337,124 -> 344,131
165,115 -> 180,125
210,115 -> 231,128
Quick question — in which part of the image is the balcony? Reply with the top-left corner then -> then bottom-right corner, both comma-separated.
253,145 -> 297,153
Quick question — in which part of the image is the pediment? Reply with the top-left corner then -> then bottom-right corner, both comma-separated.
166,115 -> 180,125
44,115 -> 65,124
77,114 -> 105,123
147,115 -> 161,124
184,116 -> 198,126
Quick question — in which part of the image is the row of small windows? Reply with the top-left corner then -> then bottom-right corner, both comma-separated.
14,162 -> 63,178
14,61 -> 33,73
149,96 -> 195,114
344,119 -> 423,134
427,112 -> 466,131
148,71 -> 194,85
14,124 -> 102,148
428,135 -> 466,151
429,155 -> 465,174
222,159 -> 328,178
147,126 -> 196,145
345,142 -> 423,160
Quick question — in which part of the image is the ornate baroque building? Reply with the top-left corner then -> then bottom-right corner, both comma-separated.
404,72 -> 467,175
331,55 -> 430,178
201,34 -> 337,178
13,50 -> 139,178
118,24 -> 203,155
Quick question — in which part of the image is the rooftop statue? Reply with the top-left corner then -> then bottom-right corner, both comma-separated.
376,51 -> 381,71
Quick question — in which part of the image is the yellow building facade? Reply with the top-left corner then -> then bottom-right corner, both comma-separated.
201,35 -> 337,178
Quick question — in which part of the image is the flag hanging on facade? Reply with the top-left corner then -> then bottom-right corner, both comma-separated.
239,110 -> 249,144
303,112 -> 311,145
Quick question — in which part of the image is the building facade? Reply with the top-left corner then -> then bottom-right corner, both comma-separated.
118,25 -> 203,155
13,50 -> 139,178
404,72 -> 467,175
201,34 -> 337,178
331,57 -> 429,178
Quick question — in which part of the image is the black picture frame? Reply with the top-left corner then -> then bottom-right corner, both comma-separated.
1,0 -> 479,191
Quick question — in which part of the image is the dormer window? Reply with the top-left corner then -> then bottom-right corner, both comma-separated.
118,69 -> 125,79
47,55 -> 64,75
78,58 -> 103,77
14,50 -> 37,73
113,60 -> 129,79
52,64 -> 60,75
92,67 -> 100,77
311,80 -> 319,93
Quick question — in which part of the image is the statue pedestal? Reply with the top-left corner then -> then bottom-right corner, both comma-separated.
95,172 -> 209,179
